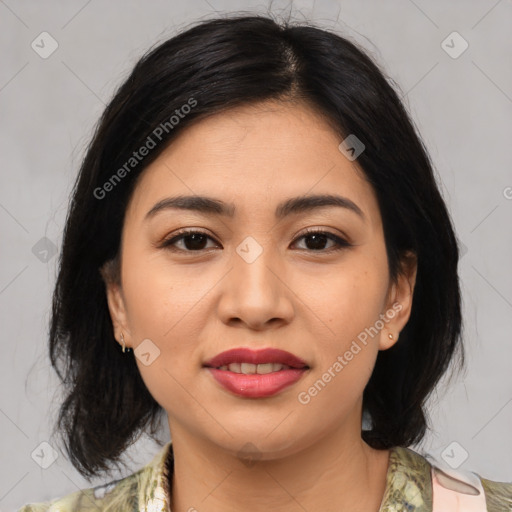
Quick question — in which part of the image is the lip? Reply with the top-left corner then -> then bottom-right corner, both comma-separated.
203,348 -> 308,369
203,348 -> 309,399
206,368 -> 308,398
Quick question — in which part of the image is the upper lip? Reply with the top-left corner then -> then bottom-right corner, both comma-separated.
203,348 -> 309,369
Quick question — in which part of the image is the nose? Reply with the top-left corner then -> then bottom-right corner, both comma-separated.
216,241 -> 294,330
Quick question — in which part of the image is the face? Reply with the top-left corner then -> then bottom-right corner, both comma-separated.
104,100 -> 416,461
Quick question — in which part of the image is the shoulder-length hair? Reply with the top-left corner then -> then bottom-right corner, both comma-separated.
48,13 -> 464,479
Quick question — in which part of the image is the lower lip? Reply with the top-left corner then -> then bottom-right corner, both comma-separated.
205,367 -> 307,398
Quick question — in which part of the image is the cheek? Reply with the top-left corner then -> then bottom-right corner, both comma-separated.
120,248 -> 213,398
320,259 -> 389,339
296,349 -> 377,428
122,247 -> 199,340
297,258 -> 388,408
297,272 -> 385,415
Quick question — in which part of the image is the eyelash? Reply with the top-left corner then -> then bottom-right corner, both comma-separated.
159,228 -> 351,254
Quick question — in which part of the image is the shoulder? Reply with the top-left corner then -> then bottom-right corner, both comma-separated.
16,472 -> 139,511
480,476 -> 512,511
389,445 -> 512,512
380,445 -> 433,511
17,441 -> 173,512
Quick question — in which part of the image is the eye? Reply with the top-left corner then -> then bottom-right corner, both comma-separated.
159,229 -> 220,252
291,228 -> 351,252
159,228 -> 351,253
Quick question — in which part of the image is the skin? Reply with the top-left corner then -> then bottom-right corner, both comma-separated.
104,99 -> 417,512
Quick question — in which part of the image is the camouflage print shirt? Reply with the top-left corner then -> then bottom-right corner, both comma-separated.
17,441 -> 512,511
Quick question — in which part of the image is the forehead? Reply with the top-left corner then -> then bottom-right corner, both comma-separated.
125,100 -> 380,225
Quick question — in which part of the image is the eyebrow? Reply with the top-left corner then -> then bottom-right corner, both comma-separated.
144,193 -> 365,222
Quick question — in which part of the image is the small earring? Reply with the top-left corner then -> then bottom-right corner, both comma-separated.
388,333 -> 394,340
121,332 -> 128,353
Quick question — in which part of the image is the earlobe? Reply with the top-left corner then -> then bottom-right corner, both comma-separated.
380,330 -> 399,351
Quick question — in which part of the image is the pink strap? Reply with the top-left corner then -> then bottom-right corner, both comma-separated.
431,465 -> 488,511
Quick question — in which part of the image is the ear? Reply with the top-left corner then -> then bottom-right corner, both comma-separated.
379,250 -> 417,351
100,263 -> 132,349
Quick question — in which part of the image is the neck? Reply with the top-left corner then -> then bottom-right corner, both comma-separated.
167,423 -> 390,512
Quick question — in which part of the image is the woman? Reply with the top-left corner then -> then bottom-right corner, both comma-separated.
18,13 -> 511,512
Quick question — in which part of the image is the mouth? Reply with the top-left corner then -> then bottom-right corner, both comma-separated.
210,362 -> 300,374
203,347 -> 310,398
203,347 -> 309,371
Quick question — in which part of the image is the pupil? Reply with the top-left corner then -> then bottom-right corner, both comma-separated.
306,234 -> 327,250
185,233 -> 207,250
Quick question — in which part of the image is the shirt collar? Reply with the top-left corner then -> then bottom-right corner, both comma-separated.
379,445 -> 433,511
138,440 -> 173,511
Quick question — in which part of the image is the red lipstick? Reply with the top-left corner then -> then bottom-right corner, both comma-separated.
203,348 -> 309,398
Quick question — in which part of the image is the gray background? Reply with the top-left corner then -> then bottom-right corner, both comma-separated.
1,0 -> 511,509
